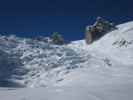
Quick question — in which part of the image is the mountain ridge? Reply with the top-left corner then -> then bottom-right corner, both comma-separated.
0,21 -> 133,88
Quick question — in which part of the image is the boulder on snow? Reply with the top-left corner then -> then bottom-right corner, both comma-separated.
85,17 -> 117,44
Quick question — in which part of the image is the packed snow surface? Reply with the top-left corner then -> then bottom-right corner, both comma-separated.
0,21 -> 133,100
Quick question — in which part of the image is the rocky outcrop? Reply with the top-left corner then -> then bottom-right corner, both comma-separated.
33,32 -> 65,45
51,32 -> 65,45
85,17 -> 117,44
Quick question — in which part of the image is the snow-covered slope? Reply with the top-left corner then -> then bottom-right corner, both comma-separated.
57,21 -> 133,87
0,35 -> 84,87
0,21 -> 133,100
69,21 -> 133,65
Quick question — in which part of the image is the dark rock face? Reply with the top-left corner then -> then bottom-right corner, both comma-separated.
85,17 -> 117,44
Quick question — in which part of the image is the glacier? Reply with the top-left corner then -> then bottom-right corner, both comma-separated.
0,21 -> 133,100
